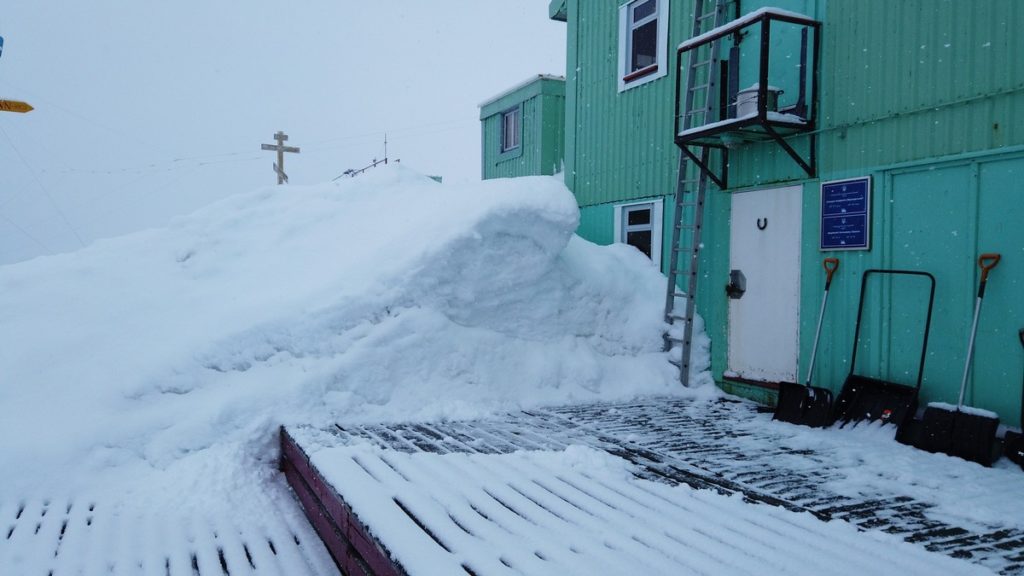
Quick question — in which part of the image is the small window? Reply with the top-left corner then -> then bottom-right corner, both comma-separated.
618,0 -> 669,91
615,200 -> 663,264
501,108 -> 520,152
622,204 -> 654,258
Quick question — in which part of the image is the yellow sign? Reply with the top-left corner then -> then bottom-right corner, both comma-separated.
0,100 -> 34,113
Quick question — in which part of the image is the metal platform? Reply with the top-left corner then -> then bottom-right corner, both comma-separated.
283,397 -> 1024,575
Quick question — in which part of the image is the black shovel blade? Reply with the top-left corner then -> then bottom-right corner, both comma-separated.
1005,430 -> 1024,469
774,383 -> 834,428
833,375 -> 918,429
916,405 -> 998,466
802,387 -> 834,428
774,382 -> 810,425
950,410 -> 999,466
917,404 -> 956,454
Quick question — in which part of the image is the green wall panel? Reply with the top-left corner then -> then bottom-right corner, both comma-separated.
577,203 -> 615,246
730,0 -> 1024,189
781,156 -> 1024,426
976,159 -> 1024,423
557,1 -> 1024,420
481,79 -> 565,180
564,0 -> 692,208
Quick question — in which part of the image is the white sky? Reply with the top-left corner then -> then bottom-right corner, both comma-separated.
0,1 -> 566,265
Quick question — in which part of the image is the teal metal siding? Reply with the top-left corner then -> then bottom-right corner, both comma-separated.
564,0 -> 692,208
540,91 -> 566,175
559,0 -> 1024,423
480,78 -> 565,179
729,0 -> 1024,188
577,204 -> 615,246
776,155 -> 1024,426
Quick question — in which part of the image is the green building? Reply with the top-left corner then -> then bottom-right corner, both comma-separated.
479,75 -> 566,180
484,0 -> 1023,429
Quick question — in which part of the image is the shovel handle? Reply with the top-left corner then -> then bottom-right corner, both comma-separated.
978,253 -> 1000,282
823,258 -> 839,289
977,253 -> 1000,298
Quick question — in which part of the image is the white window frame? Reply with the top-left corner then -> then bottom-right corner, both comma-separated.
617,0 -> 670,92
500,107 -> 520,152
613,199 -> 663,265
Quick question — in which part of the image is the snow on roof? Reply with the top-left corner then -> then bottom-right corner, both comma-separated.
678,7 -> 816,52
478,74 -> 566,108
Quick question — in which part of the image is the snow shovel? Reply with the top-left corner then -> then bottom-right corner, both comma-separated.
774,257 -> 839,428
832,269 -> 936,430
1004,328 -> 1024,469
918,254 -> 1001,465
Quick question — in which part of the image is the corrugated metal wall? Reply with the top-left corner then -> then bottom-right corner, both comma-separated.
564,0 -> 1024,194
565,0 -> 694,207
729,0 -> 1024,188
540,92 -> 567,175
823,0 -> 1024,169
561,0 -> 1024,422
481,91 -> 565,179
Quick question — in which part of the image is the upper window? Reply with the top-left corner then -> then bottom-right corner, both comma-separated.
501,107 -> 520,152
627,1 -> 658,75
618,0 -> 670,91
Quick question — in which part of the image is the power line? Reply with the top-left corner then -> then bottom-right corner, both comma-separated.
0,122 -> 85,247
0,78 -> 174,159
0,209 -> 52,253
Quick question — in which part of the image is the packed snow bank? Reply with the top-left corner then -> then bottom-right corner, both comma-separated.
0,166 -> 711,502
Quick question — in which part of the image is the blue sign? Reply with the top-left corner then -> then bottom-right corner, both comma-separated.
821,177 -> 871,250
0,36 -> 4,60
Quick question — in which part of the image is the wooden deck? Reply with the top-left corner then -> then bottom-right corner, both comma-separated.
282,397 -> 1024,575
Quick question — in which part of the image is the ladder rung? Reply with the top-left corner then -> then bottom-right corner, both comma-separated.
672,245 -> 701,253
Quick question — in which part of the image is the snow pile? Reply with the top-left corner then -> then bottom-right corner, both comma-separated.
0,166 -> 709,504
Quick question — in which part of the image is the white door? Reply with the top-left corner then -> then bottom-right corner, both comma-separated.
728,185 -> 802,383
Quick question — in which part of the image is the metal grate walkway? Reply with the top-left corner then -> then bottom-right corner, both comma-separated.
286,397 -> 1024,575
0,490 -> 336,575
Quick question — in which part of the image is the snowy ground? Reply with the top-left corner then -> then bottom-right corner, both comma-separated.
1,167 -> 1018,575
0,167 -> 709,574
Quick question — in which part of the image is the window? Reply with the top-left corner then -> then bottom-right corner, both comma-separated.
627,1 -> 658,75
501,107 -> 520,152
614,200 -> 663,264
618,0 -> 669,91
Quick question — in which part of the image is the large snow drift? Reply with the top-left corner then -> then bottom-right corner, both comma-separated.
0,167 -> 709,504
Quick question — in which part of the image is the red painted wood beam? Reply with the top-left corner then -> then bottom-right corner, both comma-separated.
280,427 -> 407,576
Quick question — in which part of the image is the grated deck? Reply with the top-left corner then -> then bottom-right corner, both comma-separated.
285,397 -> 1024,575
0,490 -> 336,575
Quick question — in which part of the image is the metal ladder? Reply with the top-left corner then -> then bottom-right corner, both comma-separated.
664,0 -> 731,386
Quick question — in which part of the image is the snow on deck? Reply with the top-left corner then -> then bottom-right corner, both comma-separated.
285,397 -> 1024,575
0,486 -> 336,575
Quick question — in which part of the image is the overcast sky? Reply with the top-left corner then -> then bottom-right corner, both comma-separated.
0,1 -> 566,265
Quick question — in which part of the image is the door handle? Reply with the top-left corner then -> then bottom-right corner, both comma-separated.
726,269 -> 746,299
